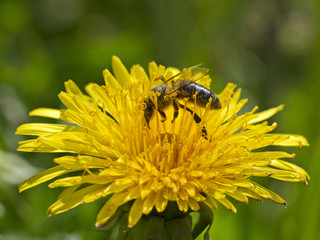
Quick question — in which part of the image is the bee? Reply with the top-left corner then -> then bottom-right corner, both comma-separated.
144,66 -> 221,138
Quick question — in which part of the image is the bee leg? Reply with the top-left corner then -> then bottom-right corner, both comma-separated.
178,103 -> 201,123
144,100 -> 154,129
145,116 -> 151,129
201,127 -> 208,140
171,100 -> 179,123
178,103 -> 208,139
157,108 -> 167,122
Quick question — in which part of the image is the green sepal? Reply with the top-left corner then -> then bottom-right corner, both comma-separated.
158,201 -> 188,220
144,216 -> 165,239
128,217 -> 148,240
117,212 -> 130,240
166,214 -> 193,240
192,202 -> 214,240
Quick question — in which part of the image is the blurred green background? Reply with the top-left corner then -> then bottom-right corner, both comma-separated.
0,0 -> 319,239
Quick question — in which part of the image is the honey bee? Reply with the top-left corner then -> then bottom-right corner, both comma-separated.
144,66 -> 221,138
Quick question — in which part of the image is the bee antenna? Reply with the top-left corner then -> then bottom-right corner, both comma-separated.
153,75 -> 166,83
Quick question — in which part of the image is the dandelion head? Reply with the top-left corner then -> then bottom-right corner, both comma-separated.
16,56 -> 309,237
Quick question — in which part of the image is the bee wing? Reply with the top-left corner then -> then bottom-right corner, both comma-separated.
186,67 -> 209,83
165,66 -> 210,95
151,65 -> 211,95
162,65 -> 209,84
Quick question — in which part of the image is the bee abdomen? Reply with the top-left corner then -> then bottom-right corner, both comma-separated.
175,80 -> 221,109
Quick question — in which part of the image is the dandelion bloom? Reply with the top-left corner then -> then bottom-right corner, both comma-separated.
17,56 -> 309,237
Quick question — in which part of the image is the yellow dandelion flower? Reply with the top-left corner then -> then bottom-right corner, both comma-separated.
16,56 -> 309,238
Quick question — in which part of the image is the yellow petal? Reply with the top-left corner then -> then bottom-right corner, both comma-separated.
148,62 -> 165,87
271,134 -> 310,147
84,181 -> 133,204
177,199 -> 189,212
48,176 -> 83,188
29,108 -> 60,119
178,188 -> 189,200
48,175 -> 112,188
53,155 -> 108,169
142,191 -> 157,215
96,190 -> 131,227
270,159 -> 310,180
58,92 -> 83,113
194,190 -> 206,201
187,198 -> 200,211
204,197 -> 218,210
65,79 -> 84,95
250,182 -> 286,205
50,184 -> 107,215
154,190 -> 168,212
216,197 -> 237,213
57,185 -> 79,199
141,181 -> 153,200
227,190 -> 249,203
112,55 -> 132,85
183,183 -> 196,198
128,197 -> 144,227
250,151 -> 295,161
16,123 -> 83,136
249,104 -> 284,124
85,83 -> 118,121
148,61 -> 158,79
17,133 -> 98,155
125,186 -> 141,201
163,67 -> 180,80
103,68 -> 121,89
19,166 -> 70,192
246,166 -> 308,182
237,187 -> 262,201
130,64 -> 149,84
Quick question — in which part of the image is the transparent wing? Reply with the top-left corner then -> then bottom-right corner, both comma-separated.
164,65 -> 209,84
165,66 -> 211,95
